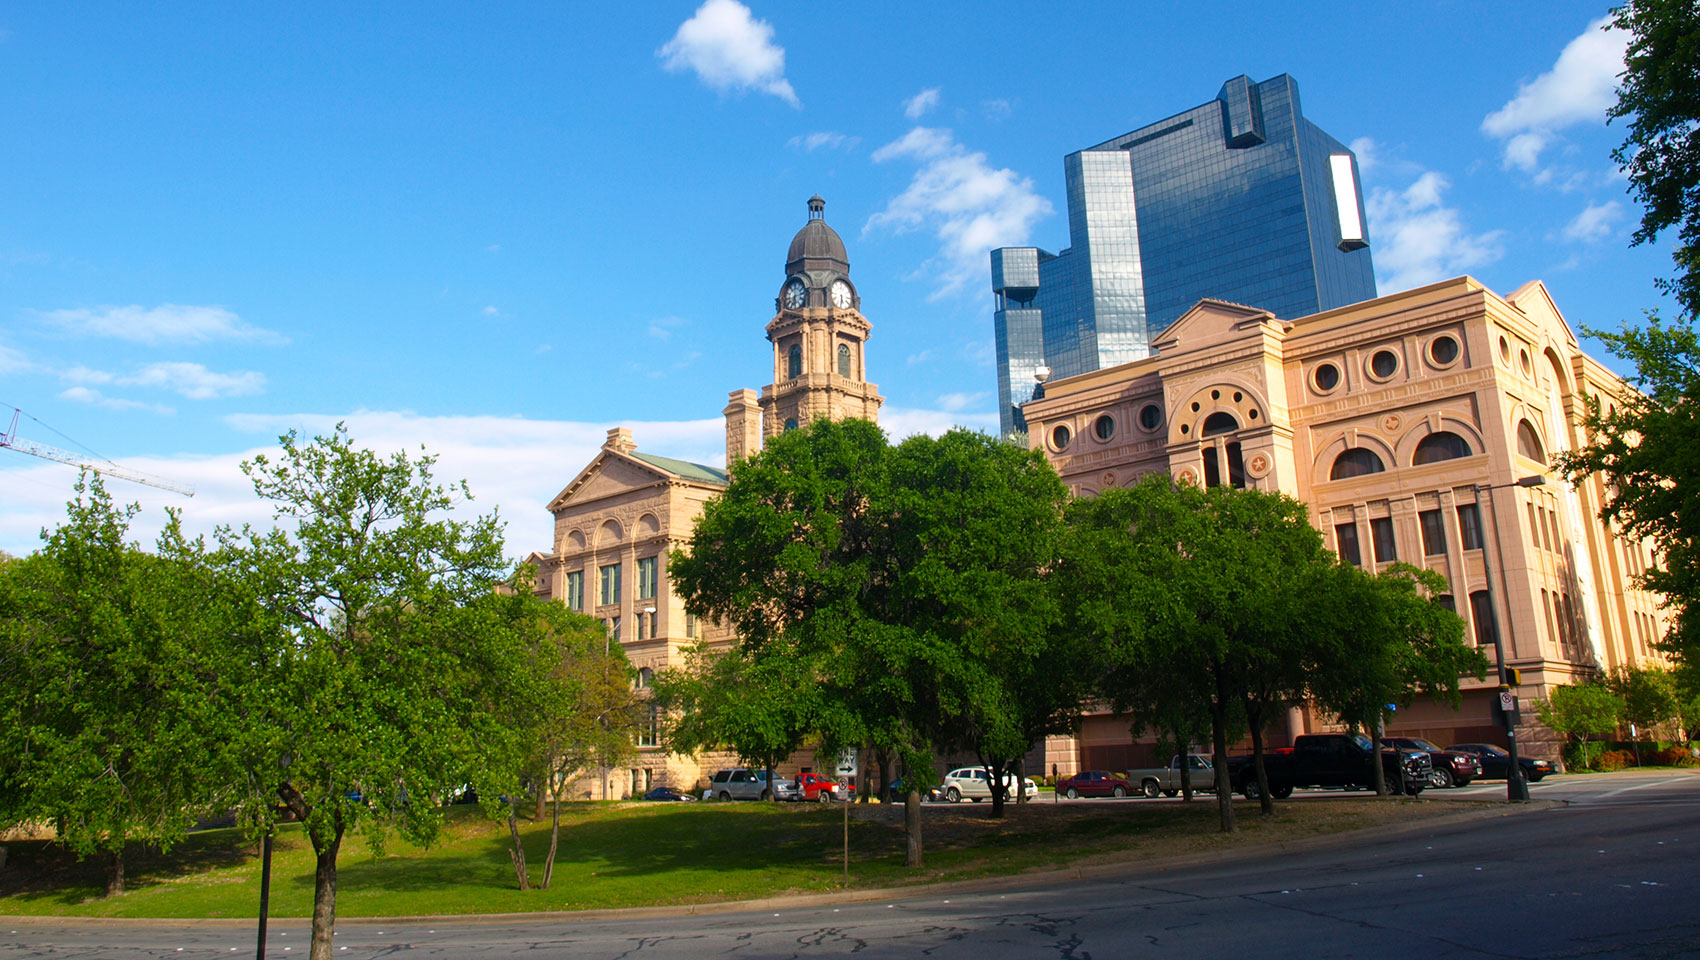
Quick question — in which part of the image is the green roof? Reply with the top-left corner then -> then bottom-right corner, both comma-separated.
632,452 -> 728,486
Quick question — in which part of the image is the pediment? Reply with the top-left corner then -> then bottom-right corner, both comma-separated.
1150,299 -> 1282,355
546,451 -> 672,513
1505,280 -> 1580,348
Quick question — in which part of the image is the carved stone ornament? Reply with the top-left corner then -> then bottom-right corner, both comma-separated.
1177,468 -> 1198,486
1382,413 -> 1401,433
1246,453 -> 1271,478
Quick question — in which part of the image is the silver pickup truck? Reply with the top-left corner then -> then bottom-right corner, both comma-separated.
1125,754 -> 1216,797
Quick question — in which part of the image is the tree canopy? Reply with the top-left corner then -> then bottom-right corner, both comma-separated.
670,418 -> 1083,863
1609,0 -> 1700,319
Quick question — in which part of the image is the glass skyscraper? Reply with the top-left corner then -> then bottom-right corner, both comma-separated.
993,74 -> 1377,435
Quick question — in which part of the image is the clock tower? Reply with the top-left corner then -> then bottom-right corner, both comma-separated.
723,195 -> 884,463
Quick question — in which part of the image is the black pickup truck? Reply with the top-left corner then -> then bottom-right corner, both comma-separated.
1230,733 -> 1431,798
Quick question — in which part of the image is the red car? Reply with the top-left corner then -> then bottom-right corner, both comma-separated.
792,773 -> 855,802
1057,770 -> 1132,799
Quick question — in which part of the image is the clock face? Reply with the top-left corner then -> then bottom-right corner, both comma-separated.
783,280 -> 806,310
830,280 -> 853,309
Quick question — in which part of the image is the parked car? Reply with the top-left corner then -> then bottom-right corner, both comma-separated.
701,768 -> 796,801
1229,733 -> 1430,798
886,778 -> 942,803
1445,743 -> 1554,783
1056,770 -> 1133,799
791,772 -> 854,802
940,767 -> 1039,803
642,786 -> 697,802
1125,754 -> 1216,797
1380,737 -> 1482,788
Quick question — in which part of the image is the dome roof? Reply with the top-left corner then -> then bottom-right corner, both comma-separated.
785,195 -> 849,277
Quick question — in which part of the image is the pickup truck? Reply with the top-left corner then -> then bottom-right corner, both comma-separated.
790,772 -> 854,802
1229,733 -> 1431,799
1125,754 -> 1216,798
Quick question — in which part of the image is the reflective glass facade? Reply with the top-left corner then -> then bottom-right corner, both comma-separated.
993,74 -> 1377,435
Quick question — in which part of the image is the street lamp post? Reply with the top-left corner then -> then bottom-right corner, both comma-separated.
1475,474 -> 1546,803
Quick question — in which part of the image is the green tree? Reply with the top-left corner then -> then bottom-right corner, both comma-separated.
1610,665 -> 1681,740
671,418 -> 1077,862
1062,478 -> 1328,828
1555,317 -> 1698,667
1309,563 -> 1486,795
652,643 -> 831,801
0,475 -> 249,895
1535,682 -> 1625,769
1609,0 -> 1700,318
217,426 -> 516,960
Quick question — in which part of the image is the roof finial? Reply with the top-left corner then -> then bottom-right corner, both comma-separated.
808,194 -> 825,220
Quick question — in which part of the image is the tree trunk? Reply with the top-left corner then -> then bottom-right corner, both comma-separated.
877,751 -> 892,806
1371,715 -> 1389,797
1211,669 -> 1236,833
105,847 -> 124,897
1014,755 -> 1027,805
1245,697 -> 1274,817
541,795 -> 560,890
1174,724 -> 1194,802
904,784 -> 924,867
307,825 -> 342,960
857,746 -> 871,804
506,807 -> 531,891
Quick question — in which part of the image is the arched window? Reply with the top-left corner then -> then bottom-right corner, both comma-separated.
1330,448 -> 1387,480
1413,431 -> 1472,465
636,667 -> 654,689
837,343 -> 852,377
787,344 -> 803,378
784,418 -> 798,432
1200,412 -> 1239,437
1516,420 -> 1546,464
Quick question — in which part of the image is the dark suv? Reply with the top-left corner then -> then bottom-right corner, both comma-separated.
1381,737 -> 1482,788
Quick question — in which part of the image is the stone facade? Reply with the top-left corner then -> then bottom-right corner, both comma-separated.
1022,277 -> 1671,769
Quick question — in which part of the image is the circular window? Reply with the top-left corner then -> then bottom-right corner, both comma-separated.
1248,409 -> 1259,420
1232,391 -> 1243,403
1052,424 -> 1072,451
1190,401 -> 1201,413
1370,350 -> 1399,379
1093,415 -> 1115,441
1180,423 -> 1190,436
1498,335 -> 1511,363
1313,362 -> 1341,392
1138,404 -> 1162,431
1211,389 -> 1221,401
1430,335 -> 1459,366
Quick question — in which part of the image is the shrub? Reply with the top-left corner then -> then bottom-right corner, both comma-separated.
1597,750 -> 1637,771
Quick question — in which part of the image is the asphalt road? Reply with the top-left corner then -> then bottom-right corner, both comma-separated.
5,772 -> 1697,959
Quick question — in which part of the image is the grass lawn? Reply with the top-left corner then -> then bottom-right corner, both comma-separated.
0,796 -> 1462,919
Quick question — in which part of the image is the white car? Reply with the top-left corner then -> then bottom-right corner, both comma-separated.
941,766 -> 1039,803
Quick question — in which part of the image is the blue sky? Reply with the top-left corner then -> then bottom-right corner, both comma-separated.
0,1 -> 1673,558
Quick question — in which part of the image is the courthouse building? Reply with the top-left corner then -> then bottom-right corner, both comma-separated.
524,197 -> 883,797
1020,276 -> 1671,769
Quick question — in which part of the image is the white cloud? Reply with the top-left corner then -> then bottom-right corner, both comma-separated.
903,87 -> 941,119
1482,16 -> 1627,172
785,131 -> 859,152
37,303 -> 286,345
936,391 -> 989,413
482,305 -> 501,317
57,386 -> 174,414
657,0 -> 798,107
981,99 -> 1012,121
905,349 -> 933,366
647,315 -> 688,340
59,361 -> 262,400
880,404 -> 999,440
1561,200 -> 1623,242
119,362 -> 265,400
1364,170 -> 1506,292
865,127 -> 1053,299
1348,136 -> 1380,173
0,344 -> 34,374
0,404 -> 1012,561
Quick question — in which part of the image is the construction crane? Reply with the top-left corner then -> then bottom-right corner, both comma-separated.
2,406 -> 195,497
